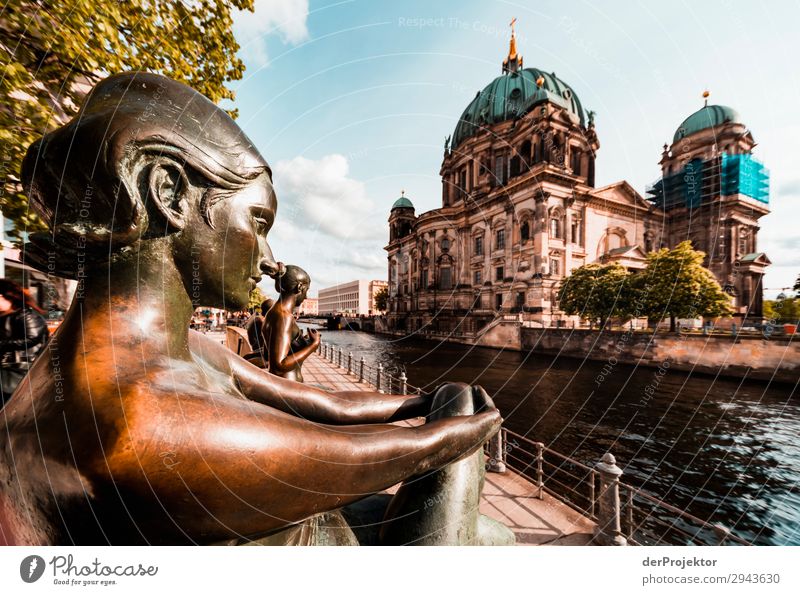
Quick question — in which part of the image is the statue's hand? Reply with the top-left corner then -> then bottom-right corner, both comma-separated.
471,385 -> 496,414
425,383 -> 501,427
307,328 -> 321,346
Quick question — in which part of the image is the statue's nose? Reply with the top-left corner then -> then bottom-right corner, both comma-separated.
260,258 -> 285,279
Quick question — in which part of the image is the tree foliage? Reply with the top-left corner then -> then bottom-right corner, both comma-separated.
633,241 -> 733,330
764,297 -> 800,323
0,0 -> 254,239
374,287 -> 388,313
557,262 -> 630,328
248,286 -> 266,311
559,242 -> 734,330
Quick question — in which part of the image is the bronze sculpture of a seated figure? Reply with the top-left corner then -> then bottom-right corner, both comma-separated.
265,265 -> 318,383
0,72 -> 513,546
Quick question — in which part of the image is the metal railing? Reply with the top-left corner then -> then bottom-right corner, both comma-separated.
496,428 -> 752,546
315,345 -> 752,546
318,341 -> 423,396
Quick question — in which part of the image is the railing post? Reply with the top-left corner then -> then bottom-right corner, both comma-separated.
347,352 -> 353,374
626,487 -> 634,541
337,347 -> 343,368
593,453 -> 627,546
322,343 -> 327,359
487,428 -> 506,473
535,442 -> 544,499
399,372 -> 407,395
376,363 -> 383,393
359,357 -> 365,383
713,524 -> 731,546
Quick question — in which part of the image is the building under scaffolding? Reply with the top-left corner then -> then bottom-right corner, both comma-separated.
647,152 -> 769,211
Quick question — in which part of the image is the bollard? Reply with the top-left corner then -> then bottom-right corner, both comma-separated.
713,524 -> 731,545
593,453 -> 627,546
359,357 -> 365,383
322,343 -> 327,359
535,442 -> 544,499
399,372 -> 407,395
347,352 -> 353,374
337,347 -> 342,368
486,429 -> 506,473
376,363 -> 383,393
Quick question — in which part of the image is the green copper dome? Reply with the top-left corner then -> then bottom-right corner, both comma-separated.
452,68 -> 586,150
391,195 -> 414,210
673,105 -> 741,143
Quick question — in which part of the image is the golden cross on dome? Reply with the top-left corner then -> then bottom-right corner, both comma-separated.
510,17 -> 517,35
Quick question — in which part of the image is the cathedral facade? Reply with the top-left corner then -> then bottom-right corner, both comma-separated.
385,30 -> 770,334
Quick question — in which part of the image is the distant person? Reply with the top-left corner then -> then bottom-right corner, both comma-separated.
0,280 -> 49,406
243,299 -> 273,368
265,266 -> 319,382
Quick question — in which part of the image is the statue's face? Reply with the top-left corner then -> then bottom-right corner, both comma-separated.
178,171 -> 278,310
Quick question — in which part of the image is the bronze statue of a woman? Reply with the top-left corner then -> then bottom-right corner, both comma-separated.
0,72 -> 508,546
265,265 -> 317,382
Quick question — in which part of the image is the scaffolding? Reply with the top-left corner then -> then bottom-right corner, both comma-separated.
647,153 -> 769,210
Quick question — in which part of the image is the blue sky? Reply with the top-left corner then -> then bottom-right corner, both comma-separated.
229,0 -> 800,299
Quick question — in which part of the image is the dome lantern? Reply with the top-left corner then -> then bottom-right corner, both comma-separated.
391,189 -> 414,210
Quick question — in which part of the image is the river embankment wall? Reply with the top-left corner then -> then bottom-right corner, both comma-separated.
375,318 -> 798,383
520,328 -> 799,384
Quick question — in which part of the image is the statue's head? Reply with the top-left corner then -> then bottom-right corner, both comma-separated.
22,72 -> 281,309
275,265 -> 310,304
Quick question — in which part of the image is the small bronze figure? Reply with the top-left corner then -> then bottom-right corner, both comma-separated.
0,72 -> 504,546
265,265 -> 317,382
243,299 -> 273,368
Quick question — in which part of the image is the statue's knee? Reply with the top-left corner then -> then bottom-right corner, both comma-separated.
428,382 -> 474,420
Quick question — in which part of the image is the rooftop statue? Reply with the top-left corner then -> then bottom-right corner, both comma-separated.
264,265 -> 317,382
0,72 -> 509,546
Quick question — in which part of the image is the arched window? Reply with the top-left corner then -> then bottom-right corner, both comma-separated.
439,267 -> 452,290
550,217 -> 561,239
570,148 -> 581,175
520,140 -> 532,166
474,235 -> 484,256
738,227 -> 750,255
441,238 -> 450,251
571,218 -> 582,245
520,221 -> 530,242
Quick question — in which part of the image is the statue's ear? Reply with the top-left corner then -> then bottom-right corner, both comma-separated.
296,282 -> 309,295
147,158 -> 191,231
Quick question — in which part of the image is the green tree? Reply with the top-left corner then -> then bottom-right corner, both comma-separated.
558,262 -> 631,328
374,287 -> 388,313
633,241 -> 733,331
764,297 -> 800,323
248,286 -> 266,311
1,0 -> 254,239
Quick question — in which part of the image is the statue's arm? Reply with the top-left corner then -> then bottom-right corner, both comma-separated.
105,390 -> 501,541
190,330 -> 429,423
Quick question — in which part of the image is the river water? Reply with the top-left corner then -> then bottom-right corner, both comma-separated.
304,325 -> 800,545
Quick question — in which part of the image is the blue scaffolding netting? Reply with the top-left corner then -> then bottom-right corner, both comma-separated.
647,153 -> 769,210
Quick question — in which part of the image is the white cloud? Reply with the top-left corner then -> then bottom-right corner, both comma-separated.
266,153 -> 389,295
234,0 -> 310,67
273,154 -> 381,240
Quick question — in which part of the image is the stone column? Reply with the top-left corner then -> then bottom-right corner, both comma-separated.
533,190 -> 550,276
564,196 -> 573,275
